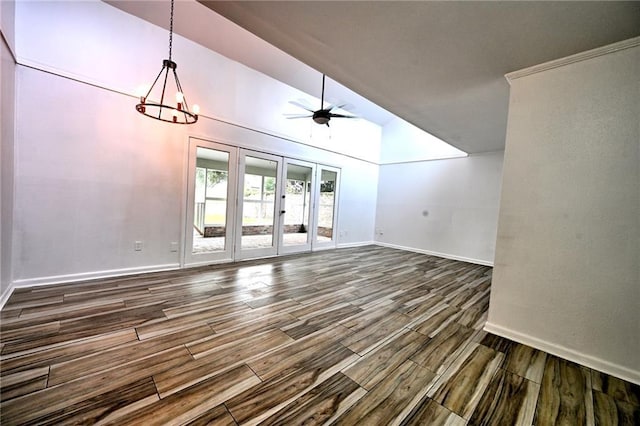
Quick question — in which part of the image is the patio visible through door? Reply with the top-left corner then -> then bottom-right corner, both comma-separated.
184,138 -> 340,266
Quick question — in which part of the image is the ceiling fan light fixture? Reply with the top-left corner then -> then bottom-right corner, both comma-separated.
286,74 -> 357,127
135,0 -> 198,125
312,111 -> 331,126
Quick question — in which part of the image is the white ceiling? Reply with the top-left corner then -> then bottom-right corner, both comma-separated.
109,1 -> 639,154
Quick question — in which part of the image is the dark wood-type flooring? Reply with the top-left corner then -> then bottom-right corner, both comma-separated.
1,246 -> 638,425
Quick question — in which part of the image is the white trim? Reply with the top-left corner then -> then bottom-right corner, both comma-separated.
235,149 -> 284,261
505,36 -> 640,84
278,158 -> 317,255
311,245 -> 336,252
379,152 -> 468,166
337,241 -> 376,249
11,263 -> 181,289
374,241 -> 494,267
178,134 -> 191,269
0,282 -> 18,311
1,26 -> 17,62
183,258 -> 234,269
1,263 -> 181,310
1,242 -> 489,309
378,150 -> 504,167
484,321 -> 640,386
183,139 -> 239,266
311,165 -> 341,251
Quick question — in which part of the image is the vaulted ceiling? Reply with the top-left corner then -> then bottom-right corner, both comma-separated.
110,1 -> 640,153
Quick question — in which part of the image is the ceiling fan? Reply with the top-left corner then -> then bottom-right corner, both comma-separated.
285,74 -> 357,126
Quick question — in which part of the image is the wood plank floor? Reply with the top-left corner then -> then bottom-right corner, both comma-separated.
1,246 -> 638,425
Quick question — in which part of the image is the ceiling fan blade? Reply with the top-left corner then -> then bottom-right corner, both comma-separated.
329,113 -> 358,119
335,103 -> 355,111
289,100 -> 315,112
325,102 -> 355,113
284,112 -> 313,117
286,115 -> 313,119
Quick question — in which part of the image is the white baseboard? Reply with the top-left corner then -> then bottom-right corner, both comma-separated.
0,243 -> 373,309
1,263 -> 180,311
374,241 -> 494,267
183,258 -> 234,268
337,241 -> 376,249
311,245 -> 337,252
484,321 -> 640,386
1,243 -> 490,310
0,282 -> 17,311
1,243 -> 489,309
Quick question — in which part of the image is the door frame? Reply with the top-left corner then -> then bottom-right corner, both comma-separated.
278,158 -> 317,255
183,138 -> 238,267
312,164 -> 341,251
234,149 -> 284,260
182,138 -> 342,265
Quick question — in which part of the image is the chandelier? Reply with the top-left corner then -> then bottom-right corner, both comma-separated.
135,0 -> 199,124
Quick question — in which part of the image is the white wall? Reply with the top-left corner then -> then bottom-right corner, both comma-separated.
0,0 -> 15,52
338,163 -> 378,245
1,0 -> 16,301
380,117 -> 466,164
375,152 -> 503,265
488,40 -> 640,384
15,1 -> 382,164
9,0 -> 378,286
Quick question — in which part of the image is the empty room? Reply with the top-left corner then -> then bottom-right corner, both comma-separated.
0,1 -> 638,424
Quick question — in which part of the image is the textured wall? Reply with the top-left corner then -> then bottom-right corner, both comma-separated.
489,41 -> 640,383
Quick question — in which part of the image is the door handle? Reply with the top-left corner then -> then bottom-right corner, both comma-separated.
280,210 -> 286,215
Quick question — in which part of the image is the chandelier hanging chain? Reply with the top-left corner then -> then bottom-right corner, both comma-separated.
168,0 -> 174,62
157,0 -> 174,115
135,0 -> 198,124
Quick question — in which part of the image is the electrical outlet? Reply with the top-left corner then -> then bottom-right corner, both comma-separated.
170,242 -> 179,252
134,241 -> 143,251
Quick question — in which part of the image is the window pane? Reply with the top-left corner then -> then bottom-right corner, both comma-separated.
242,156 -> 278,249
193,147 -> 229,254
317,169 -> 337,241
283,163 -> 313,247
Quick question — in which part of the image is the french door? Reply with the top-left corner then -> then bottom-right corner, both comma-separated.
279,159 -> 316,254
235,150 -> 283,260
314,165 -> 340,250
184,138 -> 338,266
184,139 -> 237,266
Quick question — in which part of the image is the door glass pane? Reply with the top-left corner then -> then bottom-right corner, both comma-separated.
283,164 -> 313,247
192,147 -> 229,254
241,156 -> 278,249
318,169 -> 337,242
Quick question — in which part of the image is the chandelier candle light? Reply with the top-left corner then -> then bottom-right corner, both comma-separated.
136,0 -> 199,124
